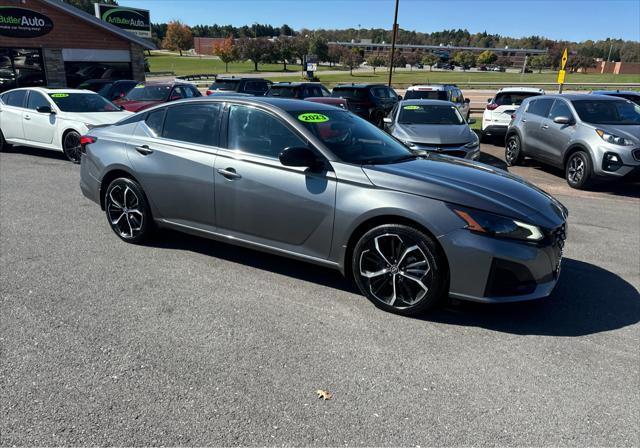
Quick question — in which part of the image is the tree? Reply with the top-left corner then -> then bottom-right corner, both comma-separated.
213,36 -> 238,72
327,45 -> 343,67
452,51 -> 477,70
308,36 -> 329,63
290,35 -> 310,71
276,39 -> 294,71
529,54 -> 550,73
421,53 -> 439,71
237,38 -> 275,71
405,51 -> 423,70
495,56 -> 513,67
340,48 -> 364,75
567,55 -> 596,73
477,50 -> 497,65
366,54 -> 385,73
66,0 -> 117,14
162,21 -> 193,56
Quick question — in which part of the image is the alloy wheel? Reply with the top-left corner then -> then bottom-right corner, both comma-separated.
506,138 -> 519,163
63,132 -> 82,163
358,233 -> 432,308
106,184 -> 145,239
567,155 -> 584,184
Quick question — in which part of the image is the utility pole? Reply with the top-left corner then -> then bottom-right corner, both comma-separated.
387,0 -> 400,87
607,44 -> 613,62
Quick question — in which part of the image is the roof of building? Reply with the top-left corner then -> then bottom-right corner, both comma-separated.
43,0 -> 155,50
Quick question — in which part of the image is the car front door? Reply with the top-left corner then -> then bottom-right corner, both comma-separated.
23,91 -> 55,144
214,104 -> 336,259
126,103 -> 222,228
521,98 -> 554,155
0,90 -> 27,140
538,98 -> 576,165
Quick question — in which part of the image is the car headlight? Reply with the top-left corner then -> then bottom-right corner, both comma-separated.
596,129 -> 634,146
451,207 -> 544,242
464,133 -> 480,148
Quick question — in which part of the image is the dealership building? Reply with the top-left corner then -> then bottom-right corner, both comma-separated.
0,0 -> 154,92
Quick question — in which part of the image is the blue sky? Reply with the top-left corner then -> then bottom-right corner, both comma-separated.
119,0 -> 640,42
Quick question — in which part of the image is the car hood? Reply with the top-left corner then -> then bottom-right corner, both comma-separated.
61,110 -> 132,125
393,123 -> 474,145
114,99 -> 161,112
362,156 -> 566,229
591,124 -> 640,143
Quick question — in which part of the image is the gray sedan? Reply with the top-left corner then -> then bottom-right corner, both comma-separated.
80,97 -> 567,316
383,99 -> 480,160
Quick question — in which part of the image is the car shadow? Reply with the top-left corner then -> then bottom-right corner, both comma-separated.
148,231 -> 639,336
3,145 -> 67,162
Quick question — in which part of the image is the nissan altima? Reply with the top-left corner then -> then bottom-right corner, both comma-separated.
79,97 -> 567,316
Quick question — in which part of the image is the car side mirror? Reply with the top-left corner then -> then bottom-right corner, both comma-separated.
553,116 -> 572,125
464,98 -> 470,103
487,98 -> 492,103
383,117 -> 392,124
36,105 -> 54,114
467,117 -> 476,124
397,95 -> 403,100
279,147 -> 322,168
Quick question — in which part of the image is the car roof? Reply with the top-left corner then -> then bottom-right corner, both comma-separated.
215,77 -> 269,81
591,90 -> 640,96
535,93 -> 625,102
333,83 -> 387,89
2,87 -> 99,95
271,82 -> 324,87
182,96 -> 344,112
407,84 -> 457,91
138,81 -> 194,87
497,87 -> 545,94
399,99 -> 456,106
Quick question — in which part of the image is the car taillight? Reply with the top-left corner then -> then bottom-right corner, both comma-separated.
511,114 -> 516,120
486,103 -> 499,110
206,90 -> 213,96
80,135 -> 97,153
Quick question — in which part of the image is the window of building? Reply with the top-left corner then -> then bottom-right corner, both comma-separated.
63,61 -> 132,88
0,48 -> 46,93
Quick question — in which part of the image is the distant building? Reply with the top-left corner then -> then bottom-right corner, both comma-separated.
331,41 -> 547,65
194,37 -> 228,55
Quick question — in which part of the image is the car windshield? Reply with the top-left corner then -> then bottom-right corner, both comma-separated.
211,80 -> 240,91
572,99 -> 640,125
292,110 -> 415,164
125,85 -> 170,101
267,86 -> 298,97
495,92 -> 541,106
78,81 -> 112,97
404,90 -> 448,101
398,104 -> 464,125
331,88 -> 368,101
48,93 -> 120,112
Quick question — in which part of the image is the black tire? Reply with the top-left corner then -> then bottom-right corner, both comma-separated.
62,130 -> 82,163
351,224 -> 447,316
565,151 -> 593,189
104,177 -> 152,244
505,134 -> 524,166
0,129 -> 11,152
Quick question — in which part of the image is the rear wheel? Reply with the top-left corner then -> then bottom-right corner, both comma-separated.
104,177 -> 152,244
351,224 -> 447,316
0,129 -> 11,152
505,134 -> 524,166
566,151 -> 593,189
62,131 -> 82,163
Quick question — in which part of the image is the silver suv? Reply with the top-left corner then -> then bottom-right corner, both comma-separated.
506,94 -> 640,189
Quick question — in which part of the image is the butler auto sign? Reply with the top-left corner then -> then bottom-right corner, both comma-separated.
0,7 -> 54,38
94,4 -> 151,38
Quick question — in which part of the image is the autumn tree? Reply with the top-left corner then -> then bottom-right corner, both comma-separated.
213,36 -> 238,72
421,53 -> 439,71
477,50 -> 497,65
238,38 -> 275,71
366,54 -> 385,73
163,21 -> 193,56
405,51 -> 423,70
340,48 -> 364,75
452,51 -> 477,70
327,45 -> 343,67
495,56 -> 513,67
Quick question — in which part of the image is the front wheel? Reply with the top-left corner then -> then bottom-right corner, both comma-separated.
104,177 -> 152,243
565,151 -> 593,189
62,131 -> 82,163
505,134 -> 524,166
351,224 -> 447,316
0,129 -> 11,152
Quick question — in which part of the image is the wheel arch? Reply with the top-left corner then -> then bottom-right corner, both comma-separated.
562,143 -> 593,168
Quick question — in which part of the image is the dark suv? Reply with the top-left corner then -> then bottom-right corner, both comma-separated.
266,82 -> 330,99
206,77 -> 272,96
331,83 -> 400,127
77,79 -> 138,102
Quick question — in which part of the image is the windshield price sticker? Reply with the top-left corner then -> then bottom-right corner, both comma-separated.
134,84 -> 145,88
403,105 -> 422,110
50,93 -> 69,98
298,113 -> 329,123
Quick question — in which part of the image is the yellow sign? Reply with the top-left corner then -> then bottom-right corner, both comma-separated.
561,48 -> 568,70
557,69 -> 566,84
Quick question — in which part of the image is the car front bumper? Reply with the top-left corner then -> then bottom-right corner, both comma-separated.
592,146 -> 640,179
439,224 -> 565,303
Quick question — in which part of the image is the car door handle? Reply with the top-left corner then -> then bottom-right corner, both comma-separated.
135,145 -> 153,155
217,168 -> 241,180
541,124 -> 549,129
24,115 -> 31,120
521,119 -> 527,123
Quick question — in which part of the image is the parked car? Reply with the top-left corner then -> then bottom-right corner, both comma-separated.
114,81 -> 201,112
304,96 -> 350,110
591,90 -> 640,106
383,100 -> 480,160
77,79 -> 138,102
331,83 -> 400,127
0,87 -> 131,162
435,62 -> 454,70
79,97 -> 567,316
266,82 -> 331,99
492,66 -> 506,72
206,77 -> 272,96
404,84 -> 471,120
482,87 -> 545,138
506,94 -> 640,189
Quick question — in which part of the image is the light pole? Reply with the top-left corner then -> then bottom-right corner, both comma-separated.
387,0 -> 400,87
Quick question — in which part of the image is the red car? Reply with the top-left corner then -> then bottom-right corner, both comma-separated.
114,81 -> 202,112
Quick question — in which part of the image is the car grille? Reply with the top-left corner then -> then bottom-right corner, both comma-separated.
441,150 -> 467,158
552,223 -> 567,250
633,148 -> 640,162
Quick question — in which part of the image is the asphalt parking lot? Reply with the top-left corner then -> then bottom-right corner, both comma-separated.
1,141 -> 639,446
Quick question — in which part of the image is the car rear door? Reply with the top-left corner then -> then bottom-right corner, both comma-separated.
23,90 -> 55,144
213,103 -> 336,259
537,98 -> 576,165
126,103 -> 222,228
0,90 -> 27,141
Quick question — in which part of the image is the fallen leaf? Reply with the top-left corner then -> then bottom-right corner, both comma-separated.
316,389 -> 333,400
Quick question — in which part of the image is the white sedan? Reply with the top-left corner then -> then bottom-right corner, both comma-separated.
0,87 -> 132,163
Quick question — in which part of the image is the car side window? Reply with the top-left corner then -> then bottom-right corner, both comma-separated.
548,100 -> 573,120
245,81 -> 269,95
528,98 -> 554,117
162,103 -> 222,146
26,91 -> 50,110
371,87 -> 386,98
145,109 -> 166,137
189,86 -> 201,97
227,105 -> 306,159
450,89 -> 460,103
5,90 -> 27,108
387,87 -> 399,99
169,87 -> 186,100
